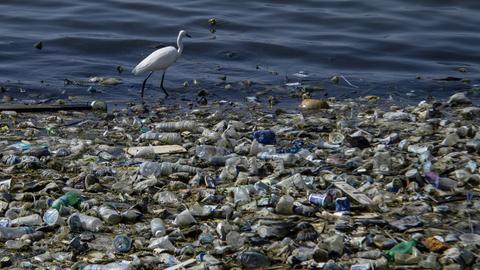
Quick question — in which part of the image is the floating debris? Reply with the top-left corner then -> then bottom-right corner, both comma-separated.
0,92 -> 477,269
33,41 -> 43,50
89,76 -> 122,85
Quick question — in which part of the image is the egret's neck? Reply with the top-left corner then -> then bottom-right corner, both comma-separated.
177,35 -> 184,55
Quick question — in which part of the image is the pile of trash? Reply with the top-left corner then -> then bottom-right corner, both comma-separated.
0,92 -> 478,269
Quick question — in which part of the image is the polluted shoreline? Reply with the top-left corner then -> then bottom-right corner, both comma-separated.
0,92 -> 479,269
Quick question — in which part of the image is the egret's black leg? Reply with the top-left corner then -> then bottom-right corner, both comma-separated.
141,71 -> 153,99
160,71 -> 169,97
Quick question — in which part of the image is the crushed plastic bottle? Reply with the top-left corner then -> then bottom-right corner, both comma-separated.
139,161 -> 200,177
385,240 -> 418,261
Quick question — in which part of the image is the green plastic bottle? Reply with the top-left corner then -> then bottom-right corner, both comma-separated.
51,192 -> 81,210
385,240 -> 417,261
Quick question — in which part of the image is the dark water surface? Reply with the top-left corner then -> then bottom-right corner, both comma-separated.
1,0 -> 480,105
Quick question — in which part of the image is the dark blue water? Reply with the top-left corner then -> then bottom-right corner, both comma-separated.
1,0 -> 480,105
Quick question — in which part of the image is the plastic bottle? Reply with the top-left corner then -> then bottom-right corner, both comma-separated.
257,152 -> 298,165
137,132 -> 182,144
372,151 -> 391,174
195,145 -> 229,160
98,206 -> 121,225
68,213 -> 103,232
113,235 -> 132,253
43,208 -> 61,226
11,214 -> 43,226
150,218 -> 166,237
2,155 -> 20,165
154,120 -> 200,132
79,261 -> 132,270
236,251 -> 271,269
139,161 -> 200,177
0,218 -> 10,227
51,191 -> 81,210
385,240 -> 417,261
0,226 -> 34,240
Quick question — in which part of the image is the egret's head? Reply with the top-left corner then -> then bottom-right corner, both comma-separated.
179,30 -> 192,38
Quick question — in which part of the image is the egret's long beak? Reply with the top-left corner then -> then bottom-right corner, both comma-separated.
186,34 -> 192,38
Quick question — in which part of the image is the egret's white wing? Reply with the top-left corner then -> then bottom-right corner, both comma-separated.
132,46 -> 178,75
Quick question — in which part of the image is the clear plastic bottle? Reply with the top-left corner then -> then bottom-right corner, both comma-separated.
372,151 -> 391,174
11,214 -> 42,226
0,226 -> 33,240
68,213 -> 103,232
195,145 -> 229,160
98,206 -> 121,225
79,261 -> 132,270
154,120 -> 200,132
150,218 -> 166,237
137,132 -> 182,144
257,152 -> 298,165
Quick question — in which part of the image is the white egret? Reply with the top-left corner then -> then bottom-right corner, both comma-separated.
132,30 -> 191,98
